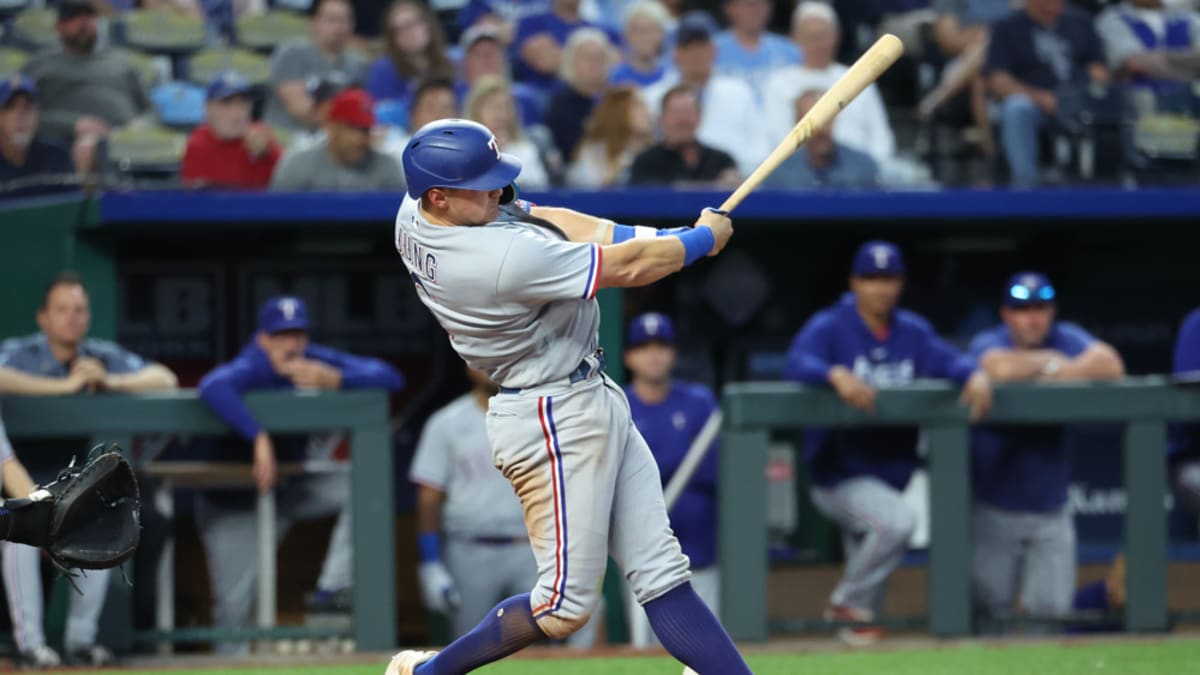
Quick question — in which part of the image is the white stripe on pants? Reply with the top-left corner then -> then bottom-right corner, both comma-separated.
809,476 -> 916,614
1,542 -> 111,651
625,566 -> 720,648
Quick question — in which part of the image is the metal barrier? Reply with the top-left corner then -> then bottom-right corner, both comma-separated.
720,377 -> 1183,641
0,390 -> 395,652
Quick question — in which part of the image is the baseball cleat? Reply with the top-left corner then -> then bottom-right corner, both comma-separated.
384,649 -> 438,675
824,604 -> 885,647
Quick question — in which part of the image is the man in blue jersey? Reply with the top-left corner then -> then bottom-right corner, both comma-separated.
621,313 -> 720,648
784,240 -> 993,645
196,296 -> 405,653
969,272 -> 1124,630
1170,307 -> 1200,531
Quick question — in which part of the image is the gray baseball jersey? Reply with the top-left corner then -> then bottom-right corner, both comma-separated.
409,393 -> 527,538
393,194 -> 601,389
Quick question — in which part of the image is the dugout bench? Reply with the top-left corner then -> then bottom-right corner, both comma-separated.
720,377 -> 1184,641
0,390 -> 395,651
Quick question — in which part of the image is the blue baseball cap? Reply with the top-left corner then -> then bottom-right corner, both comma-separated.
851,240 -> 905,277
1004,271 -> 1056,307
206,70 -> 251,102
258,296 -> 309,334
627,312 -> 675,348
0,75 -> 35,107
676,11 -> 718,45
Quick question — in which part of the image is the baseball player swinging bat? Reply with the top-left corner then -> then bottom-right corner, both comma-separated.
718,33 -> 905,213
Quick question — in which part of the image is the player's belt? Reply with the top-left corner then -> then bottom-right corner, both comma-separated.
498,349 -> 606,394
466,536 -> 525,546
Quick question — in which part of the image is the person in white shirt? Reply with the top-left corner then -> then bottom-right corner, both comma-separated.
465,75 -> 552,189
762,2 -> 895,166
641,11 -> 769,176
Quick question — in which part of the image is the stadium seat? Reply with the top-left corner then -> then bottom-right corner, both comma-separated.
0,46 -> 28,78
235,9 -> 308,53
9,7 -> 58,51
107,124 -> 187,177
121,9 -> 206,54
188,47 -> 271,87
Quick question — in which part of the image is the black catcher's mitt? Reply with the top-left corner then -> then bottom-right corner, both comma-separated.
27,445 -> 141,571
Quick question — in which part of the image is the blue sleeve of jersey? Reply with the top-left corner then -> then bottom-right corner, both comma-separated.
1175,310 -> 1200,374
1055,323 -> 1098,357
967,328 -> 1003,359
198,354 -> 277,441
93,341 -> 147,375
783,313 -> 835,384
457,0 -> 490,30
919,330 -> 976,384
306,345 -> 406,391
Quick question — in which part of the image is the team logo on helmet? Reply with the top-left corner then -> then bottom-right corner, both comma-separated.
487,135 -> 500,160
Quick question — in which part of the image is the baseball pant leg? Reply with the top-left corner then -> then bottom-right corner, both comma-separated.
64,567 -> 111,648
285,473 -> 352,592
1019,507 -> 1076,627
445,538 -> 508,639
971,503 -> 1025,629
3,542 -> 45,651
195,496 -> 259,655
810,477 -> 916,613
624,579 -> 656,648
487,379 -> 617,641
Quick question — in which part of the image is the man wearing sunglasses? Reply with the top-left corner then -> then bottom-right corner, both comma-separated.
968,272 -> 1125,631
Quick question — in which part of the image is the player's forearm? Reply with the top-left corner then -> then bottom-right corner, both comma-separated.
415,485 -> 445,534
106,363 -> 179,392
530,206 -> 615,244
1050,344 -> 1125,381
977,349 -> 1055,382
597,238 -> 685,288
0,367 -> 75,396
2,460 -> 36,498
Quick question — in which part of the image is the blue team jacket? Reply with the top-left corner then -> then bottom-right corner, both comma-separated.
968,322 -> 1095,513
784,293 -> 976,490
626,381 -> 720,569
198,341 -> 405,442
1171,308 -> 1200,467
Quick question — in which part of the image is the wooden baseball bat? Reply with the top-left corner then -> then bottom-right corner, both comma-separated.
718,33 -> 905,213
663,410 -> 723,511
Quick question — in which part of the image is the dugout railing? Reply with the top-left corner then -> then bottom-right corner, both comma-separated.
0,390 -> 395,651
720,377 -> 1186,641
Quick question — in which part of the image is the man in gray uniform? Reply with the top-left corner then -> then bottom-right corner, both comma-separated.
0,272 -> 178,668
385,118 -> 749,675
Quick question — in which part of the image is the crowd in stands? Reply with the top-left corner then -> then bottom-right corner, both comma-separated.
1,0 -> 1199,197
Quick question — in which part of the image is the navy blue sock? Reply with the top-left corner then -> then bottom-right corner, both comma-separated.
643,582 -> 752,675
415,593 -> 546,675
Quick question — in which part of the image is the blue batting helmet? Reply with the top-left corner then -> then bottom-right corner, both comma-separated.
402,119 -> 523,200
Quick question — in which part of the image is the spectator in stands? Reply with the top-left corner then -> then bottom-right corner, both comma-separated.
465,75 -> 550,189
763,2 -> 895,167
0,76 -> 91,199
566,85 -> 653,187
21,0 -> 151,146
969,272 -> 1124,630
543,27 -> 616,160
270,88 -> 406,191
713,0 -> 800,102
629,84 -> 740,187
197,295 -> 404,654
264,0 -> 366,133
181,71 -> 281,190
456,24 -> 544,126
364,0 -> 456,110
1170,308 -> 1200,529
984,0 -> 1110,186
286,72 -> 351,155
783,242 -> 992,646
764,90 -> 879,189
609,0 -> 671,87
458,0 -> 550,45
924,0 -> 1013,156
1096,0 -> 1200,95
513,0 -> 619,96
0,271 -> 178,668
642,11 -> 768,177
376,77 -> 459,159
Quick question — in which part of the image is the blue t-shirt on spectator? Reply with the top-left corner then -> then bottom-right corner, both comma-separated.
626,381 -> 720,569
984,6 -> 1105,89
364,57 -> 416,106
459,0 -> 551,32
763,144 -> 879,189
0,332 -> 146,378
512,12 -> 620,94
784,293 -> 977,490
608,61 -> 668,87
968,322 -> 1095,513
712,30 -> 800,102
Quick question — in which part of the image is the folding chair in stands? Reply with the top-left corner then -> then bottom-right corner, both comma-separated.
111,47 -> 164,91
188,47 -> 271,86
235,9 -> 308,53
121,9 -> 206,55
9,7 -> 57,51
0,47 -> 28,79
107,124 -> 187,186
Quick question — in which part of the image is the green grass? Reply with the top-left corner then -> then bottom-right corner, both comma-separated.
113,640 -> 1200,675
